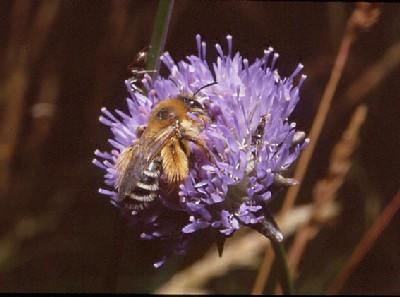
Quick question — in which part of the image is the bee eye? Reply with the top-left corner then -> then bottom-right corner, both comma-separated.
156,108 -> 175,120
183,97 -> 203,110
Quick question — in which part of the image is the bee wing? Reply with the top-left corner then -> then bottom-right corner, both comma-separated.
141,124 -> 176,163
115,125 -> 176,200
115,143 -> 141,199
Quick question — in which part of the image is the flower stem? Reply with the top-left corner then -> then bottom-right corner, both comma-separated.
145,0 -> 174,73
271,240 -> 294,295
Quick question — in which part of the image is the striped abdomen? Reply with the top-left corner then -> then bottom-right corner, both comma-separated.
121,160 -> 161,211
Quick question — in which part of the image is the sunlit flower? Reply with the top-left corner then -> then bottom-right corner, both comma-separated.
93,35 -> 308,267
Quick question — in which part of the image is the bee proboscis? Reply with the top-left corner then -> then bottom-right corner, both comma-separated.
115,82 -> 216,212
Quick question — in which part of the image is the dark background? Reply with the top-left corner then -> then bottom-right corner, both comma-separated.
0,1 -> 399,293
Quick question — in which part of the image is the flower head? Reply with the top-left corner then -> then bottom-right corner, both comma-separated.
93,35 -> 308,267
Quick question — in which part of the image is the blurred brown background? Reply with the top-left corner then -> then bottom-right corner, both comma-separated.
0,1 -> 399,293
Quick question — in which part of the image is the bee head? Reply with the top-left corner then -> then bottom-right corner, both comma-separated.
148,98 -> 188,129
155,107 -> 176,121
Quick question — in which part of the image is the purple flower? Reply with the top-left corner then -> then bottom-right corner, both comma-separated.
93,35 -> 309,267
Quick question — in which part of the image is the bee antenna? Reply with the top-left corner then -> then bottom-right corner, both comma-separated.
169,77 -> 183,92
193,81 -> 217,97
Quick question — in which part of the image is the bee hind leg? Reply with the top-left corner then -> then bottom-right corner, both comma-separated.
186,136 -> 213,162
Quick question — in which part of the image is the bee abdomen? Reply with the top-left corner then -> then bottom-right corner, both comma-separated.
128,191 -> 157,202
136,181 -> 159,191
121,160 -> 161,211
143,169 -> 159,178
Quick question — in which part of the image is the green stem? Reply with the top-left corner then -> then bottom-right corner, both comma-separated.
145,0 -> 175,73
271,240 -> 295,294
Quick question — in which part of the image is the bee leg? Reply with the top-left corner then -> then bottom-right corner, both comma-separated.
186,136 -> 213,162
127,77 -> 145,95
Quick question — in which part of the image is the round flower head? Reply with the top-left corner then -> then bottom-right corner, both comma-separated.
93,35 -> 309,267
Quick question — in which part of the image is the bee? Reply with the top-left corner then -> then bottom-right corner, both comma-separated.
126,46 -> 155,94
115,82 -> 216,212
